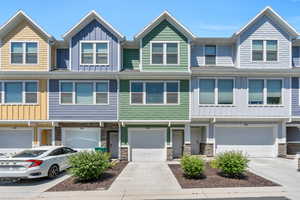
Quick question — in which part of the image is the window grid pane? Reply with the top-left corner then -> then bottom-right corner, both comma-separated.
252,40 -> 264,61
96,43 -> 108,64
166,43 -> 178,64
267,80 -> 282,104
248,80 -> 264,104
81,43 -> 93,64
75,83 -> 93,104
11,42 -> 23,64
218,79 -> 233,104
266,40 -> 277,61
146,82 -> 164,104
25,42 -> 37,64
5,82 -> 23,103
199,79 -> 215,104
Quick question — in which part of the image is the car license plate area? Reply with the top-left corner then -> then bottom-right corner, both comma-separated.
0,165 -> 26,171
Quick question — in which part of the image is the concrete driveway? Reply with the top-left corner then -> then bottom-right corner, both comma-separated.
0,172 -> 69,200
249,158 -> 300,200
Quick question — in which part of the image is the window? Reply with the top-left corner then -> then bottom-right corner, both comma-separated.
151,42 -> 179,65
248,80 -> 264,104
218,79 -> 233,104
80,41 -> 109,65
199,79 -> 215,104
60,81 -> 109,105
146,82 -> 164,104
11,42 -> 38,64
1,81 -> 38,104
199,79 -> 234,105
166,82 -> 179,104
205,45 -> 216,65
96,82 -> 108,104
130,81 -> 179,104
266,40 -> 277,61
252,40 -> 264,61
248,79 -> 282,105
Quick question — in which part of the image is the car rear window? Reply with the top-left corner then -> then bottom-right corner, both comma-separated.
12,150 -> 47,158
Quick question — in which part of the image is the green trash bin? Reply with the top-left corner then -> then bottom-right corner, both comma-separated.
95,147 -> 108,152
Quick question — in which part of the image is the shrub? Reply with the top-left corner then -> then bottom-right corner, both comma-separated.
214,151 -> 249,177
180,155 -> 205,178
209,159 -> 219,169
68,151 -> 111,181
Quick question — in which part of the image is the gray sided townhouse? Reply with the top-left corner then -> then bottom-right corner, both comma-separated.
0,6 -> 300,161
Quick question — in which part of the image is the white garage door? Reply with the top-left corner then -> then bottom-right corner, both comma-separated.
215,127 -> 276,158
0,129 -> 32,154
62,128 -> 100,149
129,128 -> 166,162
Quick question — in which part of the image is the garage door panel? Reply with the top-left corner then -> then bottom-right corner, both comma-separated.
215,127 -> 275,158
63,128 -> 100,149
129,129 -> 166,162
0,130 -> 32,149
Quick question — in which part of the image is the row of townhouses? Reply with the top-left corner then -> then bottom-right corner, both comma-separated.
0,6 -> 300,161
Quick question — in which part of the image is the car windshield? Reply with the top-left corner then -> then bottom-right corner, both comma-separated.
12,150 -> 47,158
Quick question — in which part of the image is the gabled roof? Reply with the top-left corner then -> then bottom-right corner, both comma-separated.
233,6 -> 299,38
62,10 -> 125,41
0,10 -> 54,40
134,11 -> 196,40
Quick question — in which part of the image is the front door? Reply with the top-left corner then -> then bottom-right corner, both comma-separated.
173,130 -> 184,158
40,129 -> 52,146
109,132 -> 119,158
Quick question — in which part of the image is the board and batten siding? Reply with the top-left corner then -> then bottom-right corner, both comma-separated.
191,45 -> 234,66
56,49 -> 69,69
191,77 -> 290,117
0,80 -> 47,120
48,80 -> 117,120
239,15 -> 291,68
123,49 -> 139,70
141,20 -> 188,71
1,19 -> 49,71
119,80 -> 189,120
71,19 -> 119,72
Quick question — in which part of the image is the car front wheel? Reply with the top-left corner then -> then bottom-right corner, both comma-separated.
48,165 -> 59,179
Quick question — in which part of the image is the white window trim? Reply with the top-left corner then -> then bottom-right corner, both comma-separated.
9,40 -> 39,65
204,44 -> 217,66
251,39 -> 279,62
59,80 -> 110,105
150,41 -> 180,65
247,78 -> 284,106
0,80 -> 39,105
198,77 -> 235,106
130,80 -> 180,105
79,40 -> 109,66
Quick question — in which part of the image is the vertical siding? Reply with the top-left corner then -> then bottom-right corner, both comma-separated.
0,80 -> 47,120
1,19 -> 49,71
119,80 -> 189,120
239,15 -> 291,68
49,79 -> 117,120
191,45 -> 234,66
123,49 -> 139,70
141,20 -> 188,71
292,46 -> 300,67
191,77 -> 290,117
71,19 -> 119,72
292,77 -> 300,116
56,49 -> 69,69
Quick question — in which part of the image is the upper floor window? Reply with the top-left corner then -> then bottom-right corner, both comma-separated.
60,81 -> 109,105
252,40 -> 278,62
80,41 -> 109,65
248,79 -> 282,105
11,42 -> 38,64
199,78 -> 234,105
0,81 -> 38,104
130,81 -> 179,104
205,45 -> 216,65
151,42 -> 179,65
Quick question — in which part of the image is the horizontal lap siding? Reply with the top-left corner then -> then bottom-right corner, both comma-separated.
0,80 -> 47,120
239,15 -> 291,68
119,80 -> 189,120
71,19 -> 119,72
142,20 -> 188,71
292,77 -> 300,116
1,20 -> 49,71
191,77 -> 290,117
49,80 -> 117,120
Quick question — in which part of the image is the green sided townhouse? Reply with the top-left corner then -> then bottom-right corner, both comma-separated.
119,11 -> 194,161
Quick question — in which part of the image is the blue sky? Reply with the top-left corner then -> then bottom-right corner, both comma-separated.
1,0 -> 300,40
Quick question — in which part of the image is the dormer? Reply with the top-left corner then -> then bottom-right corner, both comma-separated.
0,10 -> 54,71
61,10 -> 125,72
128,11 -> 195,72
233,6 -> 299,69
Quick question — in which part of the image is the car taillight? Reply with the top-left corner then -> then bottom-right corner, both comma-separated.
26,160 -> 43,168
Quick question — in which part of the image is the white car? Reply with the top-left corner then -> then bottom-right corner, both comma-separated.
0,146 -> 77,179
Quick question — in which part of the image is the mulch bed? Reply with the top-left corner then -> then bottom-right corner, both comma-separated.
47,161 -> 128,192
168,164 -> 280,188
